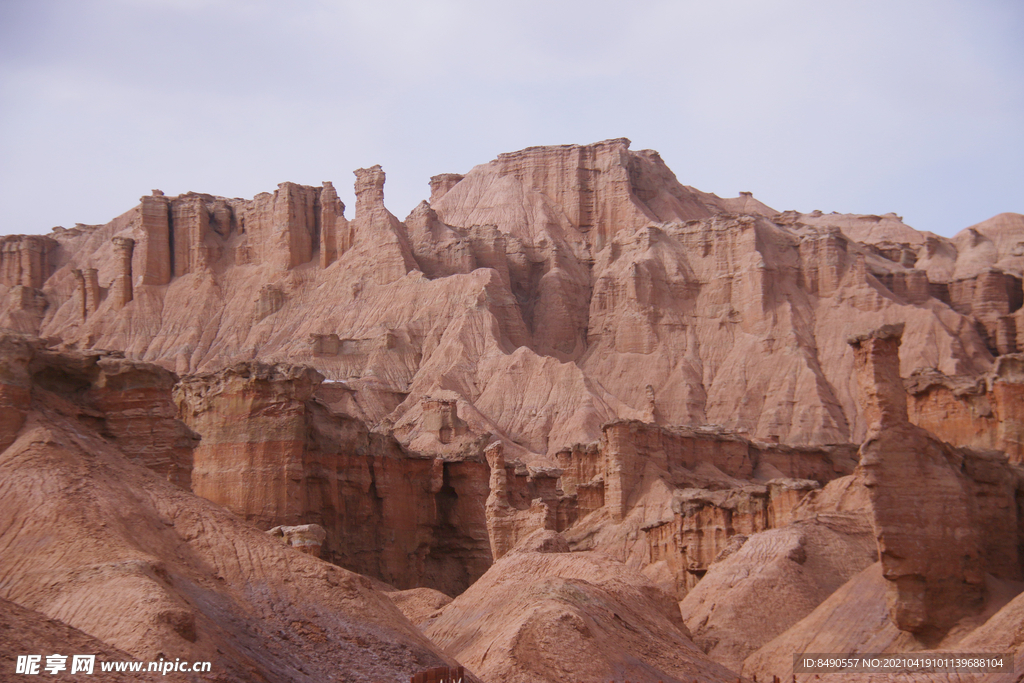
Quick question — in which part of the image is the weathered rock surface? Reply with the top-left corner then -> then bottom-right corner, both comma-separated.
550,420 -> 858,601
907,355 -> 1024,464
3,139 -> 1024,682
723,324 -> 1024,681
850,324 -> 1021,636
0,334 -> 196,487
0,597 -> 191,682
0,344 -> 473,683
174,361 -> 492,597
4,140 -> 1019,458
424,548 -> 740,683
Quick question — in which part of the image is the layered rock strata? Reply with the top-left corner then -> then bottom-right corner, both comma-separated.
174,361 -> 492,596
0,346 -> 467,682
6,140 -> 1020,458
906,355 -> 1024,464
849,324 -> 1022,635
0,334 -> 195,487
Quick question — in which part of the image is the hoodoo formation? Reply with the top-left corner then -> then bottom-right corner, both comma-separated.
1,139 -> 1023,682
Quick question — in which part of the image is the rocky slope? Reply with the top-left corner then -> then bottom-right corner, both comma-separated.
3,139 -> 1022,460
0,335 -> 472,683
3,139 -> 1024,683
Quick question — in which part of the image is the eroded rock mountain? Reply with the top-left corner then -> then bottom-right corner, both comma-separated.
3,139 -> 1024,682
4,138 -> 1024,458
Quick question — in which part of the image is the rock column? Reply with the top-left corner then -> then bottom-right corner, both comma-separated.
72,269 -> 87,320
604,421 -> 641,521
319,181 -> 349,267
484,442 -> 514,560
111,237 -> 134,309
83,268 -> 100,315
849,324 -> 986,634
848,323 -> 907,430
140,192 -> 171,285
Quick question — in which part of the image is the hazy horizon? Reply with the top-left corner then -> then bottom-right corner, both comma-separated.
1,0 -> 1021,238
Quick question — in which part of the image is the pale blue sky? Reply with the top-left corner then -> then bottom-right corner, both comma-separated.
1,0 -> 1021,237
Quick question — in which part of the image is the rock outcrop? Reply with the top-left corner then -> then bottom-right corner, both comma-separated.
546,420 -> 860,601
267,523 -> 328,557
3,140 -> 1017,458
174,361 -> 492,596
0,341 -> 468,683
849,324 -> 1021,636
906,355 -> 1024,464
0,334 -> 196,487
3,139 -> 1024,683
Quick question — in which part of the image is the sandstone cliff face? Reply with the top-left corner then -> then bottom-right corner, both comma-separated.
907,355 -> 1024,464
849,324 -> 1021,636
5,140 -> 1017,459
3,139 -> 1024,683
0,333 -> 196,487
174,361 -> 492,596
512,419 -> 863,603
725,324 -> 1024,682
0,342 -> 468,683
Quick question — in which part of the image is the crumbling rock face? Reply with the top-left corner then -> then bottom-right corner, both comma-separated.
9,140 -> 1017,456
0,235 -> 58,332
549,420 -> 858,602
0,351 -> 464,682
267,523 -> 328,557
907,356 -> 1024,464
174,361 -> 492,596
0,235 -> 57,290
484,442 -> 568,561
0,334 -> 195,487
849,324 -> 1022,636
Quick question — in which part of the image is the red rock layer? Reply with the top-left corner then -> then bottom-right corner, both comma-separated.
0,341 -> 470,683
5,140 -> 1018,458
907,356 -> 1024,464
174,361 -> 492,596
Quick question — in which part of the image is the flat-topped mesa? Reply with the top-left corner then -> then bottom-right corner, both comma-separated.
139,184 -> 331,278
847,323 -> 908,432
428,173 -> 464,204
